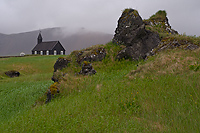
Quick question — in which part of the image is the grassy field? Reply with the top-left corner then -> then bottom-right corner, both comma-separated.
0,44 -> 200,132
0,55 -> 62,123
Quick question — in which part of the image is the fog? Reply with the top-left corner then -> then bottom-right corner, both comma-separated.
0,0 -> 200,36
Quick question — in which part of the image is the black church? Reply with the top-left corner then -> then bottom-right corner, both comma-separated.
32,32 -> 66,55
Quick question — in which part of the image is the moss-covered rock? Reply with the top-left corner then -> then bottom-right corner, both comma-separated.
152,36 -> 199,54
144,10 -> 178,35
75,46 -> 106,65
79,61 -> 96,75
53,57 -> 70,72
113,8 -> 160,60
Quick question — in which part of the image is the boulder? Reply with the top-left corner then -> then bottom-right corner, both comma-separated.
113,8 -> 161,60
79,61 -> 96,75
5,70 -> 20,78
53,57 -> 70,72
75,47 -> 106,65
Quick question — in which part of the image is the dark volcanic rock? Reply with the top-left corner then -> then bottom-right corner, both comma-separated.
185,44 -> 199,50
79,61 -> 96,75
113,8 -> 161,60
53,57 -> 70,72
116,30 -> 160,60
152,38 -> 200,54
5,70 -> 20,78
76,47 -> 106,65
113,9 -> 146,46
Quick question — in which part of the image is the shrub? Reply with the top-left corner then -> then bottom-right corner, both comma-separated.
49,82 -> 59,95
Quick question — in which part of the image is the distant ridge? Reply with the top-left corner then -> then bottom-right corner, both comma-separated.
0,27 -> 113,56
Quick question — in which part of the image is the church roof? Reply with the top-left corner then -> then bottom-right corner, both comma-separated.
32,41 -> 60,51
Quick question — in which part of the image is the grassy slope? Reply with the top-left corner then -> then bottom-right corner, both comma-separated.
0,43 -> 200,132
0,55 -> 63,123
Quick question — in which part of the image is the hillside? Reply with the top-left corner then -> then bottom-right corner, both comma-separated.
0,43 -> 200,132
0,27 -> 113,56
0,9 -> 200,132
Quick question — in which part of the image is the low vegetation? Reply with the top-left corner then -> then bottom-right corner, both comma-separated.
0,41 -> 200,132
0,55 -> 61,122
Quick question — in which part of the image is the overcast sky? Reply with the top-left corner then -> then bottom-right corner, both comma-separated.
0,0 -> 199,36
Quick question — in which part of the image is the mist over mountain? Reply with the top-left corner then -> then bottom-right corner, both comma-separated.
0,27 -> 113,56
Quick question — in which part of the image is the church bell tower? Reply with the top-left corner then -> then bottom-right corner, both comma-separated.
37,31 -> 43,44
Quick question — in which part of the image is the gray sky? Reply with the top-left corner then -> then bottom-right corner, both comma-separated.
0,0 -> 200,36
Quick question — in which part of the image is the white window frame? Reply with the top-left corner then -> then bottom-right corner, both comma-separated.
46,50 -> 49,55
61,51 -> 63,55
34,51 -> 37,55
54,50 -> 57,55
40,51 -> 43,55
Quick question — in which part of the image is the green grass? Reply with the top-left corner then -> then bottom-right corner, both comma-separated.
0,44 -> 200,132
0,55 -> 63,77
149,10 -> 167,21
0,55 -> 60,123
0,80 -> 52,122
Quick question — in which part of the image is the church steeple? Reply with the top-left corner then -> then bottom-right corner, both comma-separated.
37,31 -> 43,44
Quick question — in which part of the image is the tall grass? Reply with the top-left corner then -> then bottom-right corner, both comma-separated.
0,80 -> 52,123
0,55 -> 59,123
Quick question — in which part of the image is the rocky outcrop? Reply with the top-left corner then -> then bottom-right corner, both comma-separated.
53,57 -> 70,72
144,10 -> 178,35
143,10 -> 199,53
74,46 -> 106,65
5,70 -> 20,78
52,57 -> 69,82
113,9 -> 161,60
79,61 -> 96,75
152,37 -> 199,54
